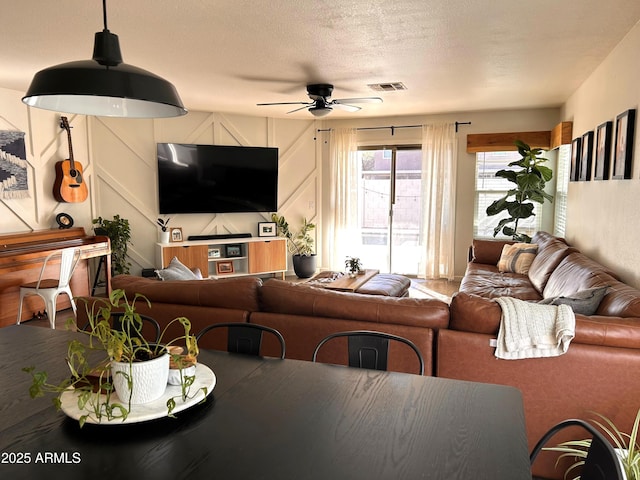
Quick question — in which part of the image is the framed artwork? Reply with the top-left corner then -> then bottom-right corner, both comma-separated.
570,137 -> 581,182
579,131 -> 593,181
258,222 -> 277,237
216,261 -> 234,275
612,109 -> 636,180
594,121 -> 612,180
225,244 -> 242,257
208,247 -> 221,258
170,227 -> 183,242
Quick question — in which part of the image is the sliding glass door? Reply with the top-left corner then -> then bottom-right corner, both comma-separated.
356,146 -> 422,275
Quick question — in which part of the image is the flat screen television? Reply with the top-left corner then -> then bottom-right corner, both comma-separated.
157,143 -> 278,214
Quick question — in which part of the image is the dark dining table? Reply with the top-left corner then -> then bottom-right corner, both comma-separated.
0,325 -> 532,479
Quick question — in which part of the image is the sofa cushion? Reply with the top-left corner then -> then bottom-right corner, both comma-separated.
460,263 -> 542,300
259,279 -> 450,329
527,234 -> 576,293
470,239 -> 514,264
112,274 -> 262,311
497,243 -> 538,274
543,252 -> 620,299
155,256 -> 202,281
539,286 -> 609,315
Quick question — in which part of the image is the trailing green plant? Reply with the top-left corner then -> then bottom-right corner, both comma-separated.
485,140 -> 553,243
544,409 -> 640,480
23,289 -> 203,426
271,213 -> 315,256
93,215 -> 132,275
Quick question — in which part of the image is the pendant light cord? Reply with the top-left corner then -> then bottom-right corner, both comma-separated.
102,0 -> 108,31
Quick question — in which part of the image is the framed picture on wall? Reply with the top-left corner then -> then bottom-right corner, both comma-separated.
570,137 -> 581,182
612,109 -> 636,179
579,131 -> 593,181
594,121 -> 612,180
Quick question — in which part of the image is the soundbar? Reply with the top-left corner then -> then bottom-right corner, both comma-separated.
187,233 -> 252,241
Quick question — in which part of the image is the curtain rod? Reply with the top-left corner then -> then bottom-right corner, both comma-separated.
315,121 -> 471,137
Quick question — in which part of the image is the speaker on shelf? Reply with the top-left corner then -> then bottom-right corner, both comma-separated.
187,233 -> 252,241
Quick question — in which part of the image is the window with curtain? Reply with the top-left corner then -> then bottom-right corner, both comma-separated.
474,151 -> 542,239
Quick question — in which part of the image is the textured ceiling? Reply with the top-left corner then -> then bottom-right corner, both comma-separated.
2,0 -> 640,119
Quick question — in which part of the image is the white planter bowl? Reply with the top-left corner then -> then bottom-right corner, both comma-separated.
111,353 -> 170,405
167,364 -> 197,385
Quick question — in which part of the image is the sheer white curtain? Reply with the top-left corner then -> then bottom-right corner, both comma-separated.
419,123 -> 458,280
327,128 -> 359,270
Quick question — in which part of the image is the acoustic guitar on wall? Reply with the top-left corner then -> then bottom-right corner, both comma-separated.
53,116 -> 88,203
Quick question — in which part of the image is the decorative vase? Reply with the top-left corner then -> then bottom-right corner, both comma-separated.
111,352 -> 170,404
159,230 -> 170,243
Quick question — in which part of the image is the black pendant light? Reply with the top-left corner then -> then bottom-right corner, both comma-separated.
22,0 -> 187,118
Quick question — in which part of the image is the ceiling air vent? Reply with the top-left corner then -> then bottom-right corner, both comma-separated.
367,82 -> 407,92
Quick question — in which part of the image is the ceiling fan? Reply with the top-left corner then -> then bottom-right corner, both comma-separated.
257,84 -> 383,117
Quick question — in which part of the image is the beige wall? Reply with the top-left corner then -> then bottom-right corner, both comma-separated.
562,20 -> 640,288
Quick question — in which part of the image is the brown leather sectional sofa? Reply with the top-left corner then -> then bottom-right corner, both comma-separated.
76,232 -> 640,479
442,231 -> 640,479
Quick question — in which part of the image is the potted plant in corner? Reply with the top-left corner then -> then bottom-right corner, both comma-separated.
157,217 -> 171,244
23,289 -> 205,426
544,409 -> 640,480
93,215 -> 132,275
485,140 -> 554,243
272,213 -> 316,278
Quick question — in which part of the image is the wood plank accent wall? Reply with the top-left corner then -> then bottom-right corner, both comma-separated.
466,131 -> 551,153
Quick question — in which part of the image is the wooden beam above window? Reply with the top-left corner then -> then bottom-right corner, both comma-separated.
466,131 -> 551,153
550,121 -> 573,149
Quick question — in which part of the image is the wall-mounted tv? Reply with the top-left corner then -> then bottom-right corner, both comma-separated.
157,143 -> 278,214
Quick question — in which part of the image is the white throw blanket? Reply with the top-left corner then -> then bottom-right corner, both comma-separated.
495,297 -> 576,360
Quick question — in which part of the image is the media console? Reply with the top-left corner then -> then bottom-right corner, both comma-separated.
156,237 -> 287,279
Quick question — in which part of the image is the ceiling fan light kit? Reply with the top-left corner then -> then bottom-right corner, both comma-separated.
22,0 -> 186,118
258,83 -> 382,117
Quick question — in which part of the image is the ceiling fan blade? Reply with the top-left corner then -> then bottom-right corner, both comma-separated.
287,105 -> 312,114
332,103 -> 361,112
333,97 -> 383,104
256,101 -> 312,106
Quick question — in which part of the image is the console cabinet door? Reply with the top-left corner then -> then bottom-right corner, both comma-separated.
248,240 -> 286,273
162,245 -> 208,275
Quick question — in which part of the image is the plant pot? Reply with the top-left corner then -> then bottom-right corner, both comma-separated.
159,231 -> 170,243
111,352 -> 170,405
292,254 -> 317,278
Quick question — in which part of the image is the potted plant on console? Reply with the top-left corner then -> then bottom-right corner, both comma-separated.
485,140 -> 553,243
23,289 -> 204,426
272,213 -> 316,278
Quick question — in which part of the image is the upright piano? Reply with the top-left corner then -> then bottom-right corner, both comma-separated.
0,227 -> 111,328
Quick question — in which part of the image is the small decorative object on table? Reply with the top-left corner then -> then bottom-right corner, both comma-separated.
208,247 -> 221,259
157,217 -> 170,243
345,256 -> 363,278
216,261 -> 234,275
225,244 -> 242,257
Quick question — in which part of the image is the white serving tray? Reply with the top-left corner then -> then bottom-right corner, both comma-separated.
60,363 -> 215,425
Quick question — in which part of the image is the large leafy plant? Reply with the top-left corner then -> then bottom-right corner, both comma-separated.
485,140 -> 553,243
271,213 -> 315,256
93,215 -> 132,275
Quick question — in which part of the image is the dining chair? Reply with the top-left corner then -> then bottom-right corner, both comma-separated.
196,322 -> 286,359
529,418 -> 624,480
311,330 -> 425,375
80,311 -> 162,344
16,247 -> 81,329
